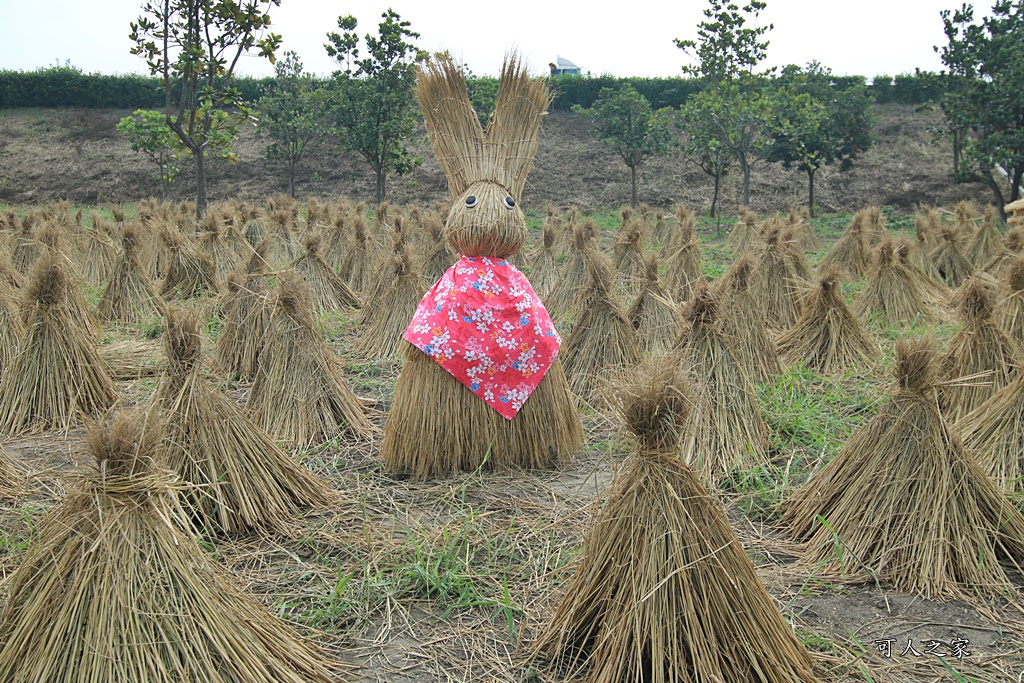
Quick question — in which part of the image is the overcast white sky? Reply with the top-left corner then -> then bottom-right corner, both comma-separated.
1,1 -> 978,79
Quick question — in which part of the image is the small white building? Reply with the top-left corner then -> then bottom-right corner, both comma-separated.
548,56 -> 582,76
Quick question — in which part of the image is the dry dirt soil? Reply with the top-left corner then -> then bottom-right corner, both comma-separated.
0,102 -> 996,215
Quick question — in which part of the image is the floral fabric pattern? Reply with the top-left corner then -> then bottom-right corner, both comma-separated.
404,256 -> 561,420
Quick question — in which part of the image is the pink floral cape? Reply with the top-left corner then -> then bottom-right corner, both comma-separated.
403,256 -> 561,420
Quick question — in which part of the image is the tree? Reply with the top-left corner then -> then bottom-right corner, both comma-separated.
936,0 -> 1024,219
768,64 -> 874,216
678,97 -> 733,217
322,10 -> 425,205
574,84 -> 676,207
129,0 -> 282,221
257,51 -> 321,198
675,0 -> 773,83
117,109 -> 190,200
675,0 -> 775,207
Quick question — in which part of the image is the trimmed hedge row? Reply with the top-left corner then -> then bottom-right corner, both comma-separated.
0,66 -> 945,110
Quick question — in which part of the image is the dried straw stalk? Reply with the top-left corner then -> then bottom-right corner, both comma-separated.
931,226 -> 975,287
662,215 -> 705,303
153,309 -> 330,534
353,241 -> 427,360
817,210 -> 868,279
961,372 -> 1024,494
535,359 -> 819,683
98,339 -> 165,380
716,255 -> 781,383
0,446 -> 21,499
215,271 -> 271,381
675,286 -> 769,479
967,206 -> 1005,267
612,217 -> 647,296
97,224 -> 167,324
340,214 -> 374,293
0,256 -> 116,436
940,276 -> 1022,423
627,254 -> 679,357
751,227 -> 808,330
0,408 -> 335,682
527,219 -> 560,299
546,221 -> 600,321
248,273 -> 377,446
0,285 -> 25,375
853,238 -> 938,325
777,269 -> 879,375
999,254 -> 1024,347
784,336 -> 1024,598
290,232 -> 361,311
560,257 -> 640,405
787,206 -> 821,251
160,227 -> 219,299
727,206 -> 760,257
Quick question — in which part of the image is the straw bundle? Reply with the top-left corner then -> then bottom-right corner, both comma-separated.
98,339 -> 165,380
662,216 -> 705,303
787,206 -> 821,251
0,257 -> 116,436
535,359 -> 819,683
159,226 -> 219,299
248,273 -> 376,446
546,220 -> 600,321
612,217 -> 647,295
0,285 -> 24,376
961,373 -> 1024,494
853,238 -> 937,325
940,276 -> 1022,423
627,254 -> 678,356
198,212 -> 245,283
290,232 -> 361,312
931,225 -> 975,287
215,271 -> 271,381
784,336 -> 1024,598
97,224 -> 167,324
353,241 -> 426,360
967,205 -> 1005,267
716,254 -> 781,383
727,206 -> 760,257
651,209 -> 669,244
777,269 -> 878,375
1000,254 -> 1024,347
527,217 -> 560,299
153,309 -> 329,534
560,256 -> 640,405
0,251 -> 23,291
0,445 -> 21,499
0,408 -> 335,682
340,214 -> 374,293
420,211 -> 456,283
751,226 -> 808,330
674,286 -> 769,479
11,215 -> 39,273
80,215 -> 117,285
862,204 -> 887,245
817,211 -> 868,279
954,199 -> 979,239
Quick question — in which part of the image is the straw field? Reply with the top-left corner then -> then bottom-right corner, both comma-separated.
0,198 -> 1022,683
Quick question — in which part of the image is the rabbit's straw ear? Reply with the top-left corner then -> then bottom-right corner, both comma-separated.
416,54 -> 486,197
483,52 -> 552,201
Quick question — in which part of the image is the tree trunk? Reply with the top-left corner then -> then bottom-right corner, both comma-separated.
289,157 -> 296,198
630,164 -> 638,208
807,168 -> 816,219
376,168 -> 386,205
741,158 -> 752,207
710,172 -> 721,218
981,169 -> 1007,223
194,147 -> 207,227
952,129 -> 962,176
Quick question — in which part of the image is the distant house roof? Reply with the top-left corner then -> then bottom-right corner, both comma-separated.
549,56 -> 582,76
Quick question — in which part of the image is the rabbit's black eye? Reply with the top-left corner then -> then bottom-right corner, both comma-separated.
465,195 -> 478,208
503,196 -> 516,209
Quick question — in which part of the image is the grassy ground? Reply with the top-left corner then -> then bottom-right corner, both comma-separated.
0,204 -> 1021,683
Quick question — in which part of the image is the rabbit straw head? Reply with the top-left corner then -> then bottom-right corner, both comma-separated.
417,52 -> 551,259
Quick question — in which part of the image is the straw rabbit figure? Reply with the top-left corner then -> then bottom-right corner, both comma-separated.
381,53 -> 583,478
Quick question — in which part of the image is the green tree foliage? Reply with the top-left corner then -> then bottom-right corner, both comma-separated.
573,84 -> 676,207
322,10 -> 426,205
675,0 -> 773,83
678,97 -> 733,217
768,63 -> 874,216
257,51 -> 321,198
935,0 -> 1024,218
675,0 -> 775,207
130,0 -> 282,221
117,109 -> 190,200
